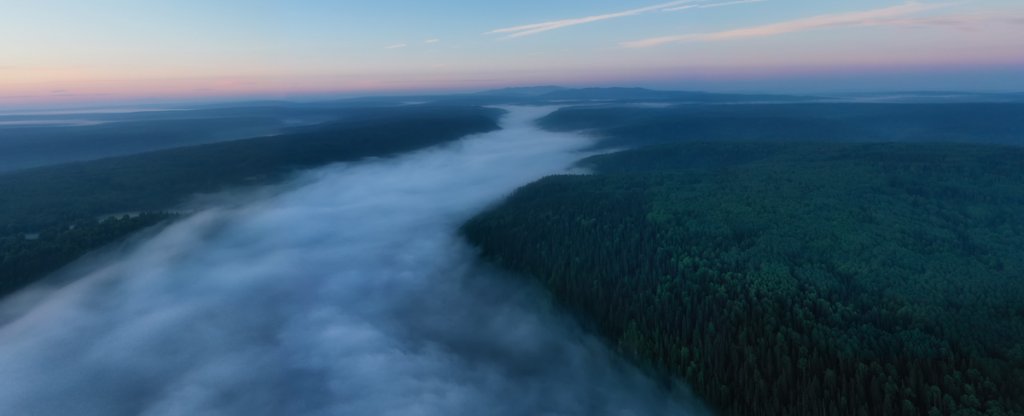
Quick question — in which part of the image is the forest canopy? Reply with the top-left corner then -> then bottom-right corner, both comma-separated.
539,103 -> 1024,149
463,141 -> 1024,415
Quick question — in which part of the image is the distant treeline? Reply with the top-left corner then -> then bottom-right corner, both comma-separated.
0,105 -> 501,234
0,102 -> 497,172
539,103 -> 1024,149
0,105 -> 501,297
463,141 -> 1024,415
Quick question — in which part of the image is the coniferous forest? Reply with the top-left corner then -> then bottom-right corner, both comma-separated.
0,213 -> 173,297
462,141 -> 1024,415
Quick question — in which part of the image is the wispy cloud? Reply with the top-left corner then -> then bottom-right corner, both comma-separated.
385,43 -> 408,49
662,0 -> 765,12
424,39 -> 441,44
623,2 -> 955,47
876,13 -> 1024,30
486,0 -> 759,39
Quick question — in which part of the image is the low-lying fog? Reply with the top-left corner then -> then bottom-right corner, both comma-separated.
0,107 -> 699,415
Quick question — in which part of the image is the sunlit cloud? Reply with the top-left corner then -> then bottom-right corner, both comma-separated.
486,0 -> 760,39
424,38 -> 441,44
386,43 -> 408,49
623,2 -> 955,47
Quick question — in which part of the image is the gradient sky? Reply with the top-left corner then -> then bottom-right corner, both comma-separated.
2,0 -> 1023,107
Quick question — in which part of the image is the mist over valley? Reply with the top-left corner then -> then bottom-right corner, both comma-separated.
3,1 -> 1024,413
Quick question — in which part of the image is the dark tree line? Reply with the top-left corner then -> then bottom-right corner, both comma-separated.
1,213 -> 172,297
539,102 -> 1024,150
462,142 -> 1024,415
0,106 -> 501,234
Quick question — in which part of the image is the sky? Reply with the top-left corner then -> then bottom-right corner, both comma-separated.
1,0 -> 1023,107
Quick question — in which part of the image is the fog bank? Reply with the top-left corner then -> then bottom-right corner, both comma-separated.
0,107 -> 700,415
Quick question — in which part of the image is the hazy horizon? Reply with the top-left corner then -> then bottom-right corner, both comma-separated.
2,83 -> 1022,114
3,0 -> 1022,108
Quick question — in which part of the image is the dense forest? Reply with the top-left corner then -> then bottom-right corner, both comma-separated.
462,141 -> 1024,415
539,103 -> 1024,149
0,105 -> 500,297
1,213 -> 173,297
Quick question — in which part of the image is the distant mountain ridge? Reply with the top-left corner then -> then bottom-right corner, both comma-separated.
477,86 -> 818,103
192,88 -> 1024,109
475,86 -> 567,97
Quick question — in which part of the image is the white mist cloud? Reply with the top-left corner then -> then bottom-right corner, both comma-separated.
0,107 -> 703,416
